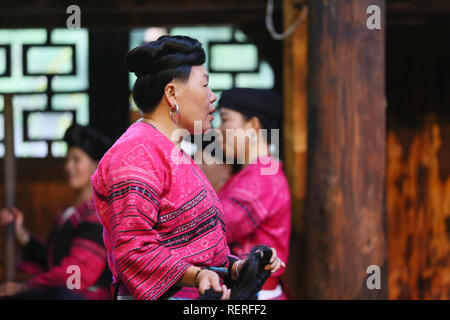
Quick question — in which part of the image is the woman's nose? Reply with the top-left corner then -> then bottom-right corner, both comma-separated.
64,161 -> 73,172
210,89 -> 217,104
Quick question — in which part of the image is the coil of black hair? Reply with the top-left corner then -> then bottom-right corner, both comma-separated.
197,245 -> 273,300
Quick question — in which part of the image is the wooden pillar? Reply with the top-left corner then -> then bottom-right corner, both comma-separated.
3,94 -> 16,283
282,0 -> 308,299
306,0 -> 387,299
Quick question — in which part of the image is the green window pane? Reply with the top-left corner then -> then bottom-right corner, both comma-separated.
0,113 -> 4,140
0,47 -> 6,74
28,112 -> 74,140
0,144 -> 3,157
51,28 -> 89,91
0,28 -> 89,158
169,26 -> 233,48
52,93 -> 89,125
51,141 -> 68,158
210,44 -> 258,72
235,61 -> 274,89
130,28 -> 147,49
234,29 -> 248,42
27,46 -> 73,74
0,29 -> 48,93
13,94 -> 48,157
209,73 -> 233,91
0,29 -> 46,43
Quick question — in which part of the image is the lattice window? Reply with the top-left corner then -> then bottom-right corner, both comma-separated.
129,26 -> 275,129
0,28 -> 89,158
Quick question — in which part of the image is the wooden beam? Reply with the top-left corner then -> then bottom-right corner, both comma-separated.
282,0 -> 308,299
0,0 -> 272,28
305,0 -> 387,299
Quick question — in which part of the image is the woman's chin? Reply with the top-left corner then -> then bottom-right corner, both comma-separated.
68,180 -> 83,191
201,121 -> 212,133
188,119 -> 212,134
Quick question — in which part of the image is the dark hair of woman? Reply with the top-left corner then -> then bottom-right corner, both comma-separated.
126,35 -> 206,114
64,124 -> 113,161
198,245 -> 273,300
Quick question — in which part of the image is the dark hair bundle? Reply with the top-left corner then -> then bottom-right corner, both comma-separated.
126,35 -> 206,113
64,124 -> 113,161
218,88 -> 283,145
198,245 -> 273,300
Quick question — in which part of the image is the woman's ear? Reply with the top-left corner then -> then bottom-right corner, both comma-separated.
247,116 -> 262,131
164,82 -> 177,108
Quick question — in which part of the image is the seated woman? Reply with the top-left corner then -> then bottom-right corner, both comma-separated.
216,88 -> 292,300
0,124 -> 113,299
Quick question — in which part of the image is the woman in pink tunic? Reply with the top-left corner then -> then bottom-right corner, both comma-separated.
90,35 -> 284,300
217,88 -> 292,300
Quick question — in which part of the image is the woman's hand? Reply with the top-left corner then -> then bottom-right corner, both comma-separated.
196,269 -> 231,300
234,247 -> 286,279
264,247 -> 285,274
176,266 -> 231,300
0,207 -> 30,245
0,282 -> 27,297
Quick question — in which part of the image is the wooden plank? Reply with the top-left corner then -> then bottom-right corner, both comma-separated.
3,94 -> 16,282
0,159 -> 67,182
305,0 -> 387,299
282,0 -> 308,299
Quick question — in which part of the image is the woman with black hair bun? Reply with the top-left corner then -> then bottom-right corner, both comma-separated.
91,35 -> 285,300
0,124 -> 113,299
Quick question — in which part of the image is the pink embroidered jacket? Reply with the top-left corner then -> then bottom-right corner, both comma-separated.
91,122 -> 233,300
218,156 -> 291,280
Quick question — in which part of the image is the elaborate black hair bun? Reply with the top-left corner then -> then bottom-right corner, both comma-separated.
126,35 -> 206,113
126,35 -> 206,77
63,124 -> 113,161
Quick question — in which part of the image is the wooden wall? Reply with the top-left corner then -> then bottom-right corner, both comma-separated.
0,160 -> 74,281
386,22 -> 450,299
